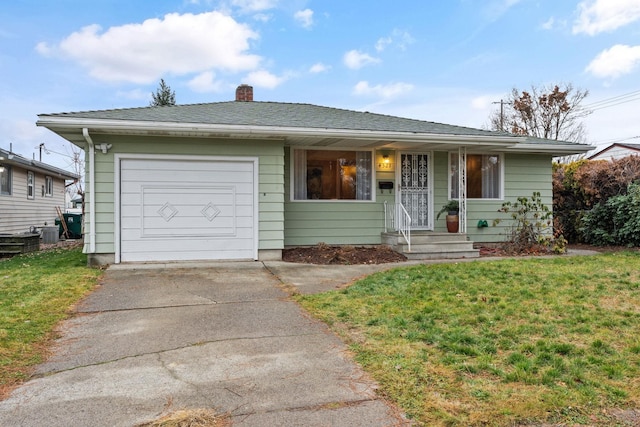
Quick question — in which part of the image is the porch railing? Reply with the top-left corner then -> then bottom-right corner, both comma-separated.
384,201 -> 411,252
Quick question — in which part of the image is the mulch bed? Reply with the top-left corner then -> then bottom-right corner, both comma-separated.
283,242 -> 638,265
282,243 -> 407,265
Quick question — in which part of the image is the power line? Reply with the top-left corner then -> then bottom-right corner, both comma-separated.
591,135 -> 640,145
584,89 -> 640,112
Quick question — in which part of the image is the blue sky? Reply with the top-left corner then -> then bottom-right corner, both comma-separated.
1,0 -> 639,171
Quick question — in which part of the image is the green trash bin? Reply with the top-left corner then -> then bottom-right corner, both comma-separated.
60,213 -> 83,239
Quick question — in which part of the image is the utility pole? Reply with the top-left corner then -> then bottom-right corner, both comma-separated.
492,99 -> 506,132
38,143 -> 45,162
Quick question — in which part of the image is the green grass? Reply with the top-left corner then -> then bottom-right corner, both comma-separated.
0,246 -> 102,398
296,252 -> 640,426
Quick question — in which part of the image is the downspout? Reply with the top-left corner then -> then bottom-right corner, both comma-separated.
82,128 -> 96,253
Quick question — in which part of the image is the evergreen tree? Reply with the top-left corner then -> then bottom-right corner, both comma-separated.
150,78 -> 176,106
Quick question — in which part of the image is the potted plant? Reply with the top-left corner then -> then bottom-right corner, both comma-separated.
437,200 -> 459,233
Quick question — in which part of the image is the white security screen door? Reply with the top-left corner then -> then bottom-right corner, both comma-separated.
399,153 -> 432,229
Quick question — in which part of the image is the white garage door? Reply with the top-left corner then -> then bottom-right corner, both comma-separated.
119,157 -> 257,262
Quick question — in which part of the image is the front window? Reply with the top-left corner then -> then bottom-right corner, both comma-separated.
0,165 -> 11,195
27,171 -> 34,199
450,153 -> 502,199
45,176 -> 53,197
292,149 -> 373,200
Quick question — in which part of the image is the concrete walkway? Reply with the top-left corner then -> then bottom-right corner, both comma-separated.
0,261 -> 412,427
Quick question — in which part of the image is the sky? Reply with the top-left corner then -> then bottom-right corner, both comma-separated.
1,0 -> 640,172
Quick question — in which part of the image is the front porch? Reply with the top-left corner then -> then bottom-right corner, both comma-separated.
382,230 -> 479,260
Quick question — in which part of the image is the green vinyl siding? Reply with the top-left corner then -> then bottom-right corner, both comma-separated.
83,135 -> 285,256
431,152 -> 552,242
284,147 -> 386,246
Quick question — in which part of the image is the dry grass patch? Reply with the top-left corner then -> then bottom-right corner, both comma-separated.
135,409 -> 230,427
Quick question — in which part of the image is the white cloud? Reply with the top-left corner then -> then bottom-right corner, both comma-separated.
115,88 -> 149,100
586,44 -> 640,79
309,62 -> 330,73
375,29 -> 414,52
245,69 -> 286,88
573,0 -> 640,35
343,50 -> 380,69
470,95 -> 498,110
375,37 -> 392,52
231,0 -> 278,13
187,71 -> 225,93
294,9 -> 314,28
253,13 -> 272,22
541,17 -> 555,30
353,81 -> 414,99
37,11 -> 261,84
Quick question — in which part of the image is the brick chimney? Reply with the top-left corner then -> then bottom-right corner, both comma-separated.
235,84 -> 253,102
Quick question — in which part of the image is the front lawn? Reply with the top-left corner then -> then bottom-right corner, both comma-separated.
297,252 -> 640,426
0,246 -> 102,399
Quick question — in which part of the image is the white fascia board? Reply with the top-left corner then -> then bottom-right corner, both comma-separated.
502,143 -> 596,154
37,117 -> 524,145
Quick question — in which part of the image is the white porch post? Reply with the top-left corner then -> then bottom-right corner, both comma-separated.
458,146 -> 467,233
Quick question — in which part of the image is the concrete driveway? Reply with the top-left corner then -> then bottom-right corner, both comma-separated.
0,261 -> 411,427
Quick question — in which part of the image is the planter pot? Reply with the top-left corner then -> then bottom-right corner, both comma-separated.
446,214 -> 459,233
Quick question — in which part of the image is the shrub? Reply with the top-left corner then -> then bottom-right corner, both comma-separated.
553,156 -> 640,243
494,192 -> 566,254
580,183 -> 640,246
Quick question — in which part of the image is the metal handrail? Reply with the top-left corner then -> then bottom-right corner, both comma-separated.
384,201 -> 411,252
398,203 -> 411,252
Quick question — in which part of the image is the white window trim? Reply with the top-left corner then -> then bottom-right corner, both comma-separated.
289,147 -> 376,203
45,176 -> 53,197
448,152 -> 504,200
27,171 -> 35,200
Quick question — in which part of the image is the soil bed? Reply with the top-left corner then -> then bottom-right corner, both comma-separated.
282,243 -> 407,265
283,243 -> 638,265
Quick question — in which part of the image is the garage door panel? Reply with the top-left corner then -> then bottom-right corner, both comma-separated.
120,158 -> 256,262
122,170 -> 253,184
121,248 -> 257,263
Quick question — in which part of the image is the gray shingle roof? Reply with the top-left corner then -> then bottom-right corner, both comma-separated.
40,101 -> 510,138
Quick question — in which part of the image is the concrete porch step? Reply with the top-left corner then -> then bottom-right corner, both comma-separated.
382,231 -> 479,260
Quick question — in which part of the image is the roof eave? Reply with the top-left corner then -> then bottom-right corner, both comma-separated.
37,117 -> 524,146
0,148 -> 78,179
502,143 -> 596,155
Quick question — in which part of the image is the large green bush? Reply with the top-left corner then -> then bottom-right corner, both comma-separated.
579,183 -> 640,246
553,156 -> 640,245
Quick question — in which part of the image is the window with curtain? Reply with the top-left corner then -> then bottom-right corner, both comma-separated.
0,165 -> 11,195
292,149 -> 373,200
450,153 -> 502,199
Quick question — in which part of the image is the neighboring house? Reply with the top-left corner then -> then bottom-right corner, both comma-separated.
588,142 -> 640,161
0,147 -> 79,234
37,85 -> 592,265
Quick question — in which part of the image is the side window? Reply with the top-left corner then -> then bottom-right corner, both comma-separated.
45,176 -> 53,197
0,164 -> 11,195
27,171 -> 35,199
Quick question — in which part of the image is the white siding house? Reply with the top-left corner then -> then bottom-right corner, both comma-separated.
588,143 -> 640,161
0,147 -> 79,234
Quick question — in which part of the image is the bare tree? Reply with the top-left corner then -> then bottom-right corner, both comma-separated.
489,83 -> 590,144
150,78 -> 176,106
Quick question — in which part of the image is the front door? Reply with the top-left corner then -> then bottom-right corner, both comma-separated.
398,152 -> 432,229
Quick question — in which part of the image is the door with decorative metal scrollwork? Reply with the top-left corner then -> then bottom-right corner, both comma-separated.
398,153 -> 432,229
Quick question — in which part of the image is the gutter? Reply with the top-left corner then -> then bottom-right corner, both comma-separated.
82,128 -> 96,254
37,117 -> 525,145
